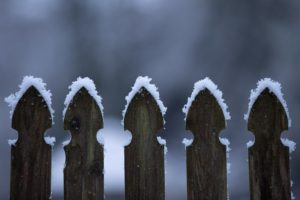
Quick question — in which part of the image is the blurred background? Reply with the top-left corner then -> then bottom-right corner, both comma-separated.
0,0 -> 299,199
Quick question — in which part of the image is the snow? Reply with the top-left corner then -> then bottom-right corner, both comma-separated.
220,137 -> 231,174
182,138 -> 193,148
281,138 -> 296,153
5,76 -> 56,147
122,76 -> 167,125
182,77 -> 231,121
157,136 -> 168,155
44,136 -> 56,146
246,138 -> 296,153
5,76 -> 55,122
244,78 -> 291,127
246,140 -> 255,148
123,130 -> 133,146
157,136 -> 166,145
97,132 -> 105,145
62,139 -> 71,147
8,139 -> 17,146
291,192 -> 295,200
182,77 -> 231,176
8,136 -> 55,146
63,77 -> 104,119
291,181 -> 296,199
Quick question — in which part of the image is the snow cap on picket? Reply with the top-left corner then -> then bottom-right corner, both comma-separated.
244,78 -> 291,127
63,77 -> 104,119
5,76 -> 55,123
182,77 -> 231,121
122,76 -> 167,125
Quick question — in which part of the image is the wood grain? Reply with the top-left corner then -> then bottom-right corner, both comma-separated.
64,88 -> 104,200
10,86 -> 52,200
248,89 -> 291,200
185,89 -> 227,200
124,88 -> 165,200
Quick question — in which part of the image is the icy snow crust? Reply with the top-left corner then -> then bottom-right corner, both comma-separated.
182,77 -> 231,121
244,78 -> 291,127
5,76 -> 55,122
63,77 -> 104,119
122,76 -> 167,125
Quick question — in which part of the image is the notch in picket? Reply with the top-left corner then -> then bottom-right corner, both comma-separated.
5,76 -> 55,200
245,78 -> 295,200
122,76 -> 167,200
182,77 -> 231,200
63,77 -> 104,200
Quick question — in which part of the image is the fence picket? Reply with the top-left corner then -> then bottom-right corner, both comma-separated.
185,88 -> 228,200
5,76 -> 295,200
123,87 -> 165,200
10,86 -> 52,200
63,87 -> 104,200
248,88 -> 291,200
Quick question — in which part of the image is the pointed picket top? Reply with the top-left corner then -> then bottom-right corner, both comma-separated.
246,78 -> 293,200
123,76 -> 166,200
183,78 -> 230,144
183,78 -> 230,200
5,77 -> 53,199
63,77 -> 104,119
5,76 -> 54,123
11,86 -> 53,131
244,78 -> 291,127
122,76 -> 167,126
63,87 -> 103,132
247,88 -> 289,140
5,76 -> 55,145
183,77 -> 231,121
63,77 -> 104,200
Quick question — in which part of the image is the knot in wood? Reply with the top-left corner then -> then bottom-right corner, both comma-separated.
70,117 -> 80,131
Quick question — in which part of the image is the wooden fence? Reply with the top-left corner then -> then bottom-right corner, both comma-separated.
6,76 -> 294,200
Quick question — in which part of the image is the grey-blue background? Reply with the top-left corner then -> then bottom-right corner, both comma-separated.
0,0 -> 299,199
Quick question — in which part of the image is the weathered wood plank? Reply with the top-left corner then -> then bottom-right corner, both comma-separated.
124,88 -> 165,200
185,89 -> 227,200
248,89 -> 291,200
10,86 -> 52,200
64,88 -> 104,200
